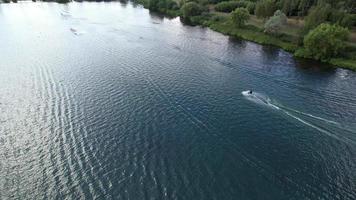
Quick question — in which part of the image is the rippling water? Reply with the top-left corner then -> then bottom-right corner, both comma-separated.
1,2 -> 356,199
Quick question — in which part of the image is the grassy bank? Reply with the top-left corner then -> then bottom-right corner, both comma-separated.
330,59 -> 356,71
205,17 -> 298,52
189,13 -> 356,71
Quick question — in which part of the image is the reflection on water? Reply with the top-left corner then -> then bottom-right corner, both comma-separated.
0,2 -> 356,200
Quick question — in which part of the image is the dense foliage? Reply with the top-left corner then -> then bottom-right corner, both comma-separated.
303,3 -> 353,34
181,2 -> 202,19
231,7 -> 249,27
2,0 -> 18,2
41,0 -> 70,3
246,2 -> 256,14
215,1 -> 248,13
57,0 -> 70,3
279,0 -> 355,16
255,0 -> 277,19
299,23 -> 349,61
149,0 -> 178,12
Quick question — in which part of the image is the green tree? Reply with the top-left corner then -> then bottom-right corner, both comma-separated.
264,10 -> 287,33
255,0 -> 277,19
166,0 -> 179,10
147,0 -> 178,12
302,23 -> 349,61
329,10 -> 354,28
231,8 -> 250,27
57,0 -> 70,3
297,0 -> 316,16
181,2 -> 202,19
246,2 -> 256,14
303,3 -> 331,33
255,1 -> 265,18
279,0 -> 317,16
148,0 -> 160,11
215,1 -> 248,13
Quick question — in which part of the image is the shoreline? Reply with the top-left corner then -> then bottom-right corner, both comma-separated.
133,0 -> 356,71
203,20 -> 356,71
190,17 -> 356,71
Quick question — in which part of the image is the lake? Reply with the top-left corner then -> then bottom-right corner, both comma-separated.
0,2 -> 355,199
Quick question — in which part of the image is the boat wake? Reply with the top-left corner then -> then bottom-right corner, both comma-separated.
70,28 -> 86,36
242,90 -> 280,110
242,91 -> 355,145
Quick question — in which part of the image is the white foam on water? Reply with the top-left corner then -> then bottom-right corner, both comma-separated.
242,90 -> 337,124
282,110 -> 356,145
276,104 -> 339,125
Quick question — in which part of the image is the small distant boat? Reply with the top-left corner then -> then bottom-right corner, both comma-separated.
242,90 -> 253,96
70,28 -> 85,36
60,12 -> 71,17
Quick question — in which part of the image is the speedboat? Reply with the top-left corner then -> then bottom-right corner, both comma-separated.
242,90 -> 253,96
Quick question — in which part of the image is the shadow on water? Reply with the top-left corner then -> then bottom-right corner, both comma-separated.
295,57 -> 336,72
227,37 -> 248,49
148,11 -> 165,23
179,17 -> 200,26
229,37 -> 338,74
131,1 -> 142,8
148,10 -> 176,20
119,0 -> 129,7
261,46 -> 281,60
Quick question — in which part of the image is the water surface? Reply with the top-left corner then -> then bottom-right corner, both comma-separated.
1,2 -> 356,199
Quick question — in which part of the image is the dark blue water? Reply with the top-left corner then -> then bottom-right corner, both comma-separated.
1,2 -> 356,199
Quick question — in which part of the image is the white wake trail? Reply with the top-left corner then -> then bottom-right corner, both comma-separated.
242,91 -> 356,145
276,104 -> 339,125
283,110 -> 356,145
242,90 -> 337,124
